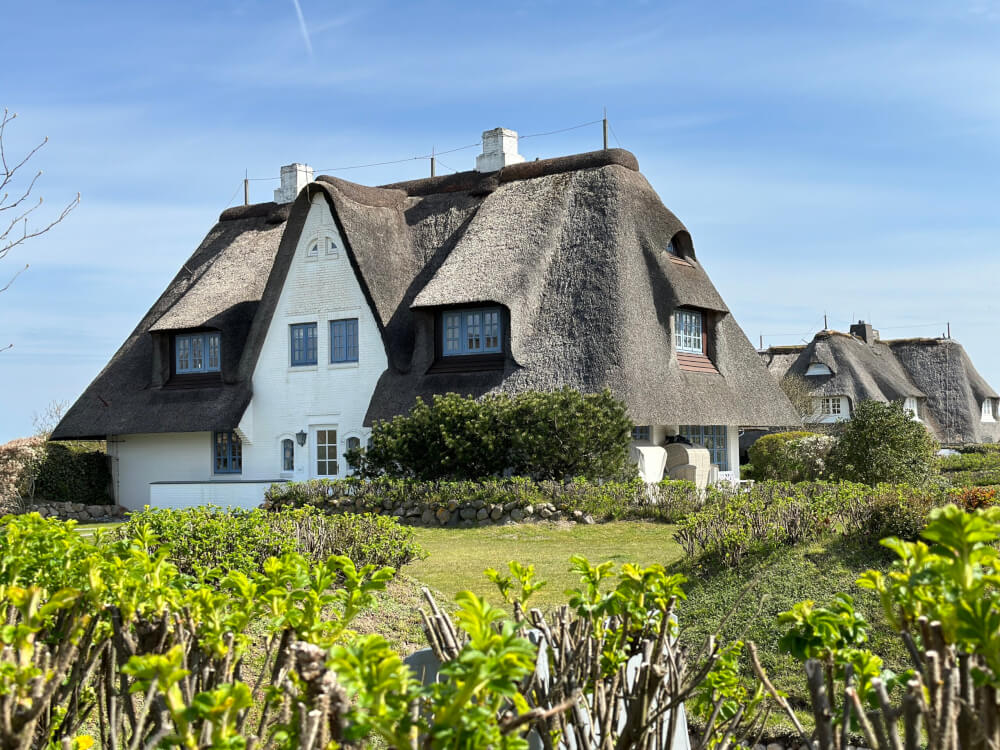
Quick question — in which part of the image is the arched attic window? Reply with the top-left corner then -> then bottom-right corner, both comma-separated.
665,231 -> 696,265
306,234 -> 339,258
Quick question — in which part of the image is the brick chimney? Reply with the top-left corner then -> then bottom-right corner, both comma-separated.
475,128 -> 525,172
849,320 -> 879,343
273,163 -> 314,204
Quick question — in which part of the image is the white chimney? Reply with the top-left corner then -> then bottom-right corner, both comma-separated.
475,127 -> 525,172
273,163 -> 314,203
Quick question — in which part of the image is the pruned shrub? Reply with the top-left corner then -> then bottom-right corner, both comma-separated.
747,431 -> 835,482
115,505 -> 424,576
826,400 -> 939,486
674,481 -> 945,567
353,387 -> 633,481
34,440 -> 112,504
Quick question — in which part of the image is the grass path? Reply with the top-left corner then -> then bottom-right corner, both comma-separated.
407,521 -> 682,607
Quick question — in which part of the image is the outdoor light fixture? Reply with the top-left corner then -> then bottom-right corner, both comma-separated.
296,430 -> 307,447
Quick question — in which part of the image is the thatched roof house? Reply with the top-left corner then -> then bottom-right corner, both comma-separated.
54,130 -> 799,507
761,321 -> 1000,444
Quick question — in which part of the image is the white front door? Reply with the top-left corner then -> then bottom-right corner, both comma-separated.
313,426 -> 339,478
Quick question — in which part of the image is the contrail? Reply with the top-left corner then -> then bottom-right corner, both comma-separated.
291,0 -> 313,58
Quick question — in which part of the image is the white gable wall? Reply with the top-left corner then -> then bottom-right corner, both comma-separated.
240,194 -> 388,482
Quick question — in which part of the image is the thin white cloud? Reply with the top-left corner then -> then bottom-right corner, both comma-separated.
291,0 -> 314,59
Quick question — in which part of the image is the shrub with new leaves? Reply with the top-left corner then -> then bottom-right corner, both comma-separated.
748,431 -> 836,482
826,399 -> 939,486
354,387 -> 634,481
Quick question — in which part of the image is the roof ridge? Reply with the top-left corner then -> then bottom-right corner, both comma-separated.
377,148 -> 639,197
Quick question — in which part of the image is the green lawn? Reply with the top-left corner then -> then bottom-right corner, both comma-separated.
407,521 -> 683,607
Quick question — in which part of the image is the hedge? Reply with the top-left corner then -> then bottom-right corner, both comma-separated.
33,441 -> 112,505
263,476 -> 703,525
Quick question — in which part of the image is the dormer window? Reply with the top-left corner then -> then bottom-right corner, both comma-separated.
176,332 -> 220,374
983,399 -> 997,422
903,397 -> 920,420
674,309 -> 703,354
806,362 -> 833,376
666,240 -> 677,255
443,307 -> 502,356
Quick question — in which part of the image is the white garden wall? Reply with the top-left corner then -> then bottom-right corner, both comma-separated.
109,432 -> 214,509
239,194 -> 388,482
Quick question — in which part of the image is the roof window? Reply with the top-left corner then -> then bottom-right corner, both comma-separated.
806,362 -> 833,376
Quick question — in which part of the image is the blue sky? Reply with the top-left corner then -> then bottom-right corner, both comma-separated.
2,0 -> 999,440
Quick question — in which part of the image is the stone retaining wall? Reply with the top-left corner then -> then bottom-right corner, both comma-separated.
262,494 -> 596,527
29,501 -> 129,522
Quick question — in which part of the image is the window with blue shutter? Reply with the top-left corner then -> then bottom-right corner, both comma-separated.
330,318 -> 359,363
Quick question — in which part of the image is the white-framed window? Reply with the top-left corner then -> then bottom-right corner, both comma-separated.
903,397 -> 920,420
678,425 -> 729,471
819,397 -> 842,416
806,362 -> 833,376
674,309 -> 703,354
315,428 -> 338,476
982,399 -> 997,423
281,438 -> 295,473
307,235 -> 339,258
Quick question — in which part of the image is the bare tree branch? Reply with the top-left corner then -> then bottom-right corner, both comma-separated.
0,107 -> 79,272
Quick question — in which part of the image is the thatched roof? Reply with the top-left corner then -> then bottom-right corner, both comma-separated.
52,204 -> 288,440
55,148 -> 800,439
760,331 -> 1000,444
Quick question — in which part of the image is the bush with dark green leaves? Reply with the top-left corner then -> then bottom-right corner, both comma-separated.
33,441 -> 112,505
826,400 -> 939,486
114,505 -> 424,576
351,387 -> 634,481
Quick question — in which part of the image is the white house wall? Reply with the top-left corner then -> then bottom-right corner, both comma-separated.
241,194 -> 388,482
110,432 -> 214,509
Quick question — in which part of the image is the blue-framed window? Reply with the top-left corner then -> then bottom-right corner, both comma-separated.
674,309 -> 703,354
290,323 -> 317,366
678,425 -> 728,471
632,425 -> 650,441
443,307 -> 502,356
176,332 -> 221,374
330,318 -> 359,363
213,431 -> 242,474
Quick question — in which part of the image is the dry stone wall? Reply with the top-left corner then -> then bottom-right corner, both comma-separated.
261,492 -> 596,527
28,501 -> 129,522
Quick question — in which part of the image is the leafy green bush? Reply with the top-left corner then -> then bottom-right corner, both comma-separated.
353,387 -> 634,481
937,450 -> 1000,473
264,476 -> 702,524
33,440 -> 113,504
674,481 -> 945,567
955,442 -> 1000,454
747,431 -> 835,481
826,400 -> 938,486
115,506 -> 424,576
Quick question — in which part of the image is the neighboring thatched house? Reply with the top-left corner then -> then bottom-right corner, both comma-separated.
760,321 -> 1000,445
53,129 -> 799,508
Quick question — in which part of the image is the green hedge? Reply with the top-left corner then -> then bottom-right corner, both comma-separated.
34,441 -> 112,505
264,476 -> 702,524
352,388 -> 634,481
115,505 -> 424,576
747,431 -> 834,482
